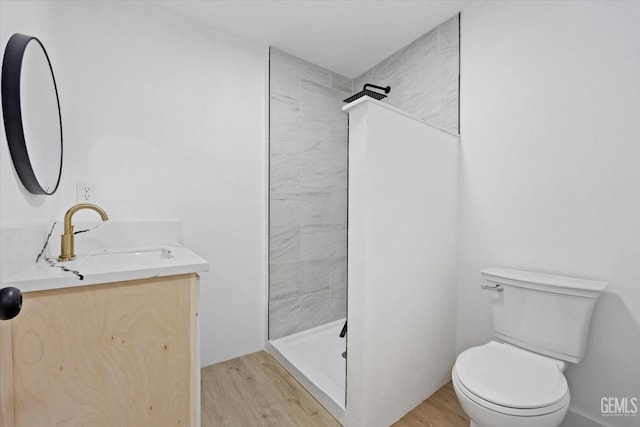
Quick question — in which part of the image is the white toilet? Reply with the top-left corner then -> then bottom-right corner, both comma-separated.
452,267 -> 607,427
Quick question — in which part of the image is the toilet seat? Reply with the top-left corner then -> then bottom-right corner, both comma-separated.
453,341 -> 569,416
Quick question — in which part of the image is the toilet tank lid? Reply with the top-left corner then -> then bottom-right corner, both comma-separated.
481,267 -> 607,296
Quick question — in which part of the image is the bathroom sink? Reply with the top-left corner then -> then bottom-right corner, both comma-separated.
80,247 -> 174,270
0,221 -> 208,293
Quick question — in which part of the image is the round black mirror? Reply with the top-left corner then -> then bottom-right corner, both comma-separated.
1,33 -> 63,195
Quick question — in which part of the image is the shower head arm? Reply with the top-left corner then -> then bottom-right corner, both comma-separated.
363,83 -> 391,94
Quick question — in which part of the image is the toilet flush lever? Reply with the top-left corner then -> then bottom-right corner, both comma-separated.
481,284 -> 503,292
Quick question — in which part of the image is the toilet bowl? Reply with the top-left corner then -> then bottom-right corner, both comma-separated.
452,341 -> 570,427
453,267 -> 607,427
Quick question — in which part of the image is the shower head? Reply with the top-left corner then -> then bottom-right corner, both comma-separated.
343,83 -> 391,103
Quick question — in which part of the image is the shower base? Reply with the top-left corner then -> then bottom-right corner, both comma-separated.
267,318 -> 346,424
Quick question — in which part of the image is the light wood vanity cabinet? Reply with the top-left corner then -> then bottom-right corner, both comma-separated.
0,273 -> 197,427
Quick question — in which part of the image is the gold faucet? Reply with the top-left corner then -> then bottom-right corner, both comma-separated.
58,203 -> 109,261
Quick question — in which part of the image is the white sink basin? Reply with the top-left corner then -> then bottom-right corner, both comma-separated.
81,248 -> 174,269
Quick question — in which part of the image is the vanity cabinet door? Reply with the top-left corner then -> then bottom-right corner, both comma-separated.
0,273 -> 196,427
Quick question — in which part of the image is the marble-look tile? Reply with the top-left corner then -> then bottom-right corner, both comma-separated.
301,77 -> 346,102
372,45 -> 410,82
438,14 -> 459,56
405,48 -> 441,88
405,29 -> 439,74
401,68 -> 442,114
299,82 -> 347,156
371,52 -> 407,84
268,48 -> 353,335
300,140 -> 347,192
270,99 -> 300,155
330,257 -> 347,292
271,47 -> 332,87
378,28 -> 438,81
385,77 -> 408,106
329,256 -> 347,323
440,49 -> 459,89
353,70 -> 372,92
331,122 -> 348,146
440,85 -> 459,133
301,80 -> 347,128
302,259 -> 331,294
270,49 -> 302,155
331,73 -> 353,93
440,38 -> 459,72
270,224 -> 300,263
397,47 -> 440,107
305,125 -> 348,153
329,291 -> 347,321
269,152 -> 299,193
298,120 -> 332,154
300,224 -> 347,260
270,261 -> 302,300
269,296 -> 301,339
328,190 -> 348,225
270,67 -> 300,104
299,290 -> 331,331
419,102 -> 441,127
270,191 -> 331,226
330,284 -> 347,302
351,15 -> 459,134
270,92 -> 299,112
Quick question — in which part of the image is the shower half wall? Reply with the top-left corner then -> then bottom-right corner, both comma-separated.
268,12 -> 460,340
345,98 -> 459,427
267,13 -> 460,425
268,48 -> 351,339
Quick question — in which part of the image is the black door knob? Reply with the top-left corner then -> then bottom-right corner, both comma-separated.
0,287 -> 22,320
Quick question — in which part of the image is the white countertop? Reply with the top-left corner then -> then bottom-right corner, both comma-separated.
1,245 -> 209,293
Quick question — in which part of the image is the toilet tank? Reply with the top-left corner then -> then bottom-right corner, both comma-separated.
481,267 -> 607,363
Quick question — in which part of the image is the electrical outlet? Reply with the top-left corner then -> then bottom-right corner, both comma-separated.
76,182 -> 95,203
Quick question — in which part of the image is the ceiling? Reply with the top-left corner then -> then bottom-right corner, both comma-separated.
146,0 -> 471,78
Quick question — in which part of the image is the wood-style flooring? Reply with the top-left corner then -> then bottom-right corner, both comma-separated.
392,382 -> 469,427
201,351 -> 469,426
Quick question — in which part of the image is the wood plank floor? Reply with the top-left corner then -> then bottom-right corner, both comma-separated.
201,351 -> 469,427
392,382 -> 469,427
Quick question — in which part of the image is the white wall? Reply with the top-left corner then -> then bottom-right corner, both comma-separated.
0,1 -> 76,225
346,100 -> 459,427
0,1 -> 267,367
459,2 -> 640,426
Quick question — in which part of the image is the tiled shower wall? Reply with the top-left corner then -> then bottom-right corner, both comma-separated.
268,14 -> 460,339
355,15 -> 460,134
269,48 -> 351,339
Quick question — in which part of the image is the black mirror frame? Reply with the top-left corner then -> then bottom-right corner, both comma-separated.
1,33 -> 63,195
